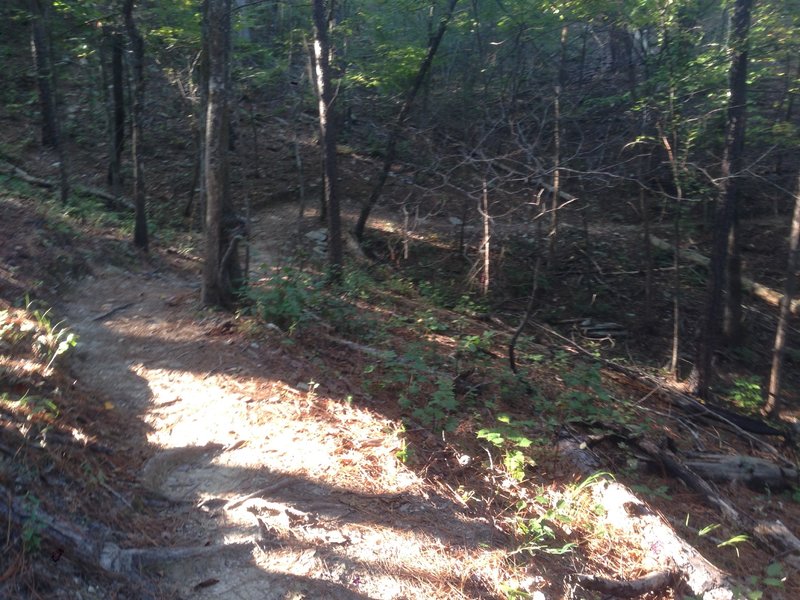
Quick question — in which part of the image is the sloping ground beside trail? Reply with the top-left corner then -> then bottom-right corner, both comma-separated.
57,256 -> 509,598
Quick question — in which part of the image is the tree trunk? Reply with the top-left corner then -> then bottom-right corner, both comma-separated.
29,0 -> 57,148
548,25 -> 567,271
104,27 -> 125,194
122,0 -> 148,250
765,172 -> 800,416
312,0 -> 343,282
202,0 -> 242,307
480,178 -> 490,296
353,0 -> 459,242
694,0 -> 753,396
201,0 -> 223,301
29,0 -> 69,204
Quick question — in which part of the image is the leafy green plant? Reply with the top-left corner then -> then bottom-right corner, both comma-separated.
416,309 -> 449,333
23,297 -> 79,369
454,294 -> 488,317
514,473 -> 611,556
18,392 -> 59,417
477,414 -> 538,481
246,265 -> 320,332
698,523 -> 749,557
727,375 -> 763,414
631,483 -> 672,500
554,360 -> 634,429
411,377 -> 458,430
458,331 -> 495,355
736,562 -> 786,600
21,494 -> 44,553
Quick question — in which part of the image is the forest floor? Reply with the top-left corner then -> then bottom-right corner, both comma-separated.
2,90 -> 800,599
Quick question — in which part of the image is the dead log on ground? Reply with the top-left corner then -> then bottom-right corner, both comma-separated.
636,440 -> 800,570
589,479 -> 735,599
650,235 -> 800,314
577,570 -> 678,598
684,453 -> 799,490
0,160 -> 133,211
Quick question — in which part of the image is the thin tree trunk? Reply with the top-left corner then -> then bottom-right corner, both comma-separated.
202,0 -> 234,306
303,33 -> 327,221
548,25 -> 567,271
658,119 -> 683,377
480,178 -> 490,296
694,0 -> 753,397
106,27 -> 125,193
312,0 -> 344,282
765,173 -> 800,417
122,0 -> 148,250
353,0 -> 459,241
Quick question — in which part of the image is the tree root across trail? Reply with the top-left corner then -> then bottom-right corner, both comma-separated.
49,264 -> 506,599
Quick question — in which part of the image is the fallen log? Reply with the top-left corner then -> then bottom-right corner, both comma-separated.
529,319 -> 791,464
650,235 -> 800,314
589,479 -> 735,599
513,168 -> 800,315
0,160 -> 133,211
636,440 -> 800,570
577,570 -> 678,598
684,453 -> 799,490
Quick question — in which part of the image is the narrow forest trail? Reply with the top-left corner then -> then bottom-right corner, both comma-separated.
57,202 -> 510,599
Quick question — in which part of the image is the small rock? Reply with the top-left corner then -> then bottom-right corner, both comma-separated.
305,229 -> 327,243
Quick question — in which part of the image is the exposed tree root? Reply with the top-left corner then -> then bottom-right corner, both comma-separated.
577,570 -> 678,598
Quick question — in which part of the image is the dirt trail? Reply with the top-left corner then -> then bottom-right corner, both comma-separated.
58,204 -> 507,599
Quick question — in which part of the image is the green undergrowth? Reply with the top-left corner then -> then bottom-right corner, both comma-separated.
244,258 -> 651,484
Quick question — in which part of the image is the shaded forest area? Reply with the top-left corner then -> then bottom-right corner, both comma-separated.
2,0 -> 800,598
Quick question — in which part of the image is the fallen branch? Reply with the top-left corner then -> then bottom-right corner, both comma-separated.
92,302 -> 135,322
0,160 -> 133,211
650,235 -> 800,314
684,453 -> 799,490
529,319 -> 790,464
577,570 -> 678,598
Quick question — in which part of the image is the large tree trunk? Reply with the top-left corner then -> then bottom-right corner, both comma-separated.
122,0 -> 148,250
312,0 -> 343,282
202,0 -> 242,307
765,172 -> 800,416
353,0 -> 459,242
29,0 -> 57,148
29,0 -> 69,204
693,0 -> 752,397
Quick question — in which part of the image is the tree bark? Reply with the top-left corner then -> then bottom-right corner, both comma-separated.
202,0 -> 226,305
765,172 -> 800,416
694,0 -> 752,397
122,0 -> 148,250
29,0 -> 69,204
312,0 -> 343,282
547,25 -> 567,271
353,0 -> 459,242
202,0 -> 240,307
29,0 -> 57,148
103,26 -> 125,194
